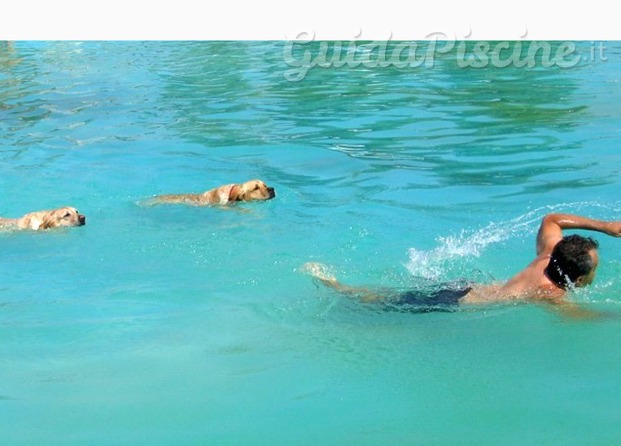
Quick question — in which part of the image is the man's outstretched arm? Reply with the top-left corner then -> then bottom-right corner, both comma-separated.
541,299 -> 613,320
536,213 -> 621,256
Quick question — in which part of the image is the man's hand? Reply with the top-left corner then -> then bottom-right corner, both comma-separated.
603,221 -> 621,237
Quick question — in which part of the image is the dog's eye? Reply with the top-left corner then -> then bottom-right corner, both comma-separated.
63,212 -> 71,218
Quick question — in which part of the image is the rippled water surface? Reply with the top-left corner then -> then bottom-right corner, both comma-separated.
2,41 -> 621,445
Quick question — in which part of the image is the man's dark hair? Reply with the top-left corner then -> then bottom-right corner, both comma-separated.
545,234 -> 599,289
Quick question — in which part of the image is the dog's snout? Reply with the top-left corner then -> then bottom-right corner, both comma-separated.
268,187 -> 275,198
78,214 -> 86,225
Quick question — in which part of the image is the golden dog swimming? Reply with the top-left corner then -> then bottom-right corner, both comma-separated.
0,206 -> 86,231
149,179 -> 276,206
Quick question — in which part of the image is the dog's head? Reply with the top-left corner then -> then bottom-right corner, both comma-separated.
229,180 -> 276,202
40,207 -> 86,230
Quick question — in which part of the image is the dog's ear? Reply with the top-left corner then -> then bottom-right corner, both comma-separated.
39,212 -> 57,230
228,184 -> 243,202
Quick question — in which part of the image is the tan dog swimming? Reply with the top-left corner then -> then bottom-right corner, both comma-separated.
149,179 -> 276,206
0,207 -> 86,231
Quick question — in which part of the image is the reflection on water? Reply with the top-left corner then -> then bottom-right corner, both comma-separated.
0,41 -> 618,198
152,41 -> 614,195
0,42 -> 48,154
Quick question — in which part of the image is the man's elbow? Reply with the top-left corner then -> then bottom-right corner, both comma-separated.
541,213 -> 573,231
542,213 -> 562,225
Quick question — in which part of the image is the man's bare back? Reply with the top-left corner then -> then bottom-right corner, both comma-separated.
463,256 -> 568,304
303,213 -> 621,315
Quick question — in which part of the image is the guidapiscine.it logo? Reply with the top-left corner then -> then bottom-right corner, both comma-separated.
283,32 -> 608,82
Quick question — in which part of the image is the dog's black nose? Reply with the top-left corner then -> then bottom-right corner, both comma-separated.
268,187 -> 275,198
78,214 -> 86,225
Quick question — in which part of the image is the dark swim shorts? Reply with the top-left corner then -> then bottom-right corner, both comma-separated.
382,285 -> 472,313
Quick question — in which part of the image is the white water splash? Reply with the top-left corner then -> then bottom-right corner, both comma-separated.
406,225 -> 514,280
405,202 -> 621,280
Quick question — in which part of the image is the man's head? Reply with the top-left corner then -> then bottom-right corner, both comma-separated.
545,234 -> 599,289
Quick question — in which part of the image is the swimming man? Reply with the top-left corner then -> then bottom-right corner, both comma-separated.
303,213 -> 621,317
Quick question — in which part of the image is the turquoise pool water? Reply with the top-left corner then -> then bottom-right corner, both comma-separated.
1,41 -> 621,444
